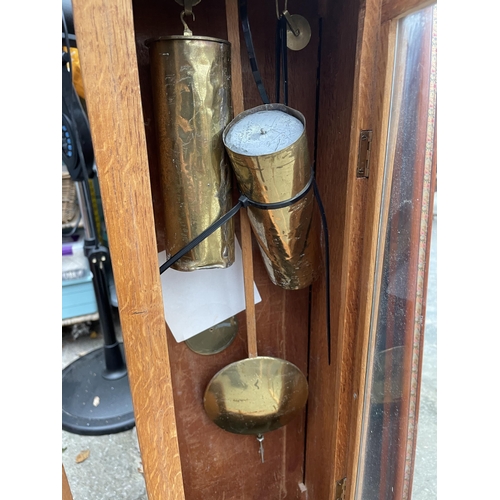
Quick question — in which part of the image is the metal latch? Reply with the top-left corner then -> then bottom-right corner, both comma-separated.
356,130 -> 372,178
335,477 -> 347,500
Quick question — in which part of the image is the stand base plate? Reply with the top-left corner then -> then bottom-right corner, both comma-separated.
62,344 -> 135,435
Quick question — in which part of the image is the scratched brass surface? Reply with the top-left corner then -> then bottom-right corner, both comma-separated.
203,356 -> 309,435
148,36 -> 234,270
223,104 -> 319,289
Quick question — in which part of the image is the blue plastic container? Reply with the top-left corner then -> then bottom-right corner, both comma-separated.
62,274 -> 98,320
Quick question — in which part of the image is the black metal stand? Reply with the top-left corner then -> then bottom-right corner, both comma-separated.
62,178 -> 135,435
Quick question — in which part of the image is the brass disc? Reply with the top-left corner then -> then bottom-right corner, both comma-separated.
185,316 -> 238,355
203,356 -> 308,435
286,15 -> 311,51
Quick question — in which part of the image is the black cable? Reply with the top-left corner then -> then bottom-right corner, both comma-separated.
281,16 -> 288,106
159,200 -> 244,275
275,18 -> 281,103
239,0 -> 270,104
159,174 -> 315,274
313,179 -> 331,365
275,16 -> 288,105
311,17 -> 330,364
240,7 -> 331,365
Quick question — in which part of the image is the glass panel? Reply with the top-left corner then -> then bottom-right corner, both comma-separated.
355,5 -> 437,500
412,192 -> 437,499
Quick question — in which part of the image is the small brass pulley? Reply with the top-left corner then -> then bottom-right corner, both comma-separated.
275,0 -> 311,51
175,0 -> 201,36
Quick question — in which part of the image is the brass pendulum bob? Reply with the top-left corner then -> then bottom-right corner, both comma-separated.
203,209 -> 309,460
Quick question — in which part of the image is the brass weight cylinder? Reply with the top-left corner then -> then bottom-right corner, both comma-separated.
148,36 -> 234,270
223,104 -> 319,290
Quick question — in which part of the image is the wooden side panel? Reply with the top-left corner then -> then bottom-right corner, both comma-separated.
72,1 -> 185,499
344,3 -> 436,499
130,0 -> 319,498
345,14 -> 397,499
62,465 -> 73,500
304,0 -> 363,498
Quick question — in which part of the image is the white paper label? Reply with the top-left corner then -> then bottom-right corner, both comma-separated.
158,239 -> 261,343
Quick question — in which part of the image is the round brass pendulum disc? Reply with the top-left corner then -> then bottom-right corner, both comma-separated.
185,316 -> 239,355
203,356 -> 309,435
286,14 -> 311,51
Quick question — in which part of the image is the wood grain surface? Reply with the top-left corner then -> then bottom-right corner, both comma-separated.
72,0 -> 185,498
62,464 -> 73,500
129,0 -> 318,497
240,208 -> 258,358
382,0 -> 435,22
225,0 -> 258,359
393,12 -> 433,498
69,0 -> 402,497
303,0 -> 362,498
346,13 -> 398,499
345,2 -> 436,499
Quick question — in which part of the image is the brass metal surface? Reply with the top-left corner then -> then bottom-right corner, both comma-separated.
148,36 -> 234,271
203,356 -> 309,435
185,316 -> 238,355
223,103 -> 319,289
284,12 -> 311,51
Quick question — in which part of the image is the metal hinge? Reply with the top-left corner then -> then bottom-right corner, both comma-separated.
356,130 -> 373,178
335,477 -> 347,500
